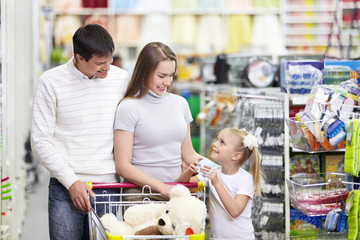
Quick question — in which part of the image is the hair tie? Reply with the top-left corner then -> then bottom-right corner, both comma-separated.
243,133 -> 259,150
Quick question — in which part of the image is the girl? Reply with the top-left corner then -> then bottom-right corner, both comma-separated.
178,127 -> 262,239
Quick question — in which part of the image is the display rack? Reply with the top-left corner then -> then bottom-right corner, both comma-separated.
0,0 -> 39,239
281,58 -> 360,238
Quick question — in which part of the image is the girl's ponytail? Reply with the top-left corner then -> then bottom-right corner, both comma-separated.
250,146 -> 262,196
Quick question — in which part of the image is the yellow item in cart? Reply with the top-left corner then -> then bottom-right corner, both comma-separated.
345,119 -> 360,177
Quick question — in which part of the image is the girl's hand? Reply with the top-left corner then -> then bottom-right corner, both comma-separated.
204,168 -> 219,185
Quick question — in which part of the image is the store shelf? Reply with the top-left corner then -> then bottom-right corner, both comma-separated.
291,147 -> 345,153
284,28 -> 332,35
343,1 -> 360,9
285,4 -> 336,12
289,94 -> 308,106
285,39 -> 331,47
111,8 -> 281,15
284,16 -> 334,24
53,8 -> 111,15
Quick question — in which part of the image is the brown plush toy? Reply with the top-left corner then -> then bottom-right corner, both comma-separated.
134,225 -> 162,235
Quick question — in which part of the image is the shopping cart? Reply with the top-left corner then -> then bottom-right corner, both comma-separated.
87,182 -> 206,240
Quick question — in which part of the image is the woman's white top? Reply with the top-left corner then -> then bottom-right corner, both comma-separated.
114,91 -> 192,182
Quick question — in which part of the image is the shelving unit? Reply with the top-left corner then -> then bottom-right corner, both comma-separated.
283,0 -> 360,58
0,0 -> 7,237
282,0 -> 337,54
49,0 -> 282,66
0,0 -> 37,239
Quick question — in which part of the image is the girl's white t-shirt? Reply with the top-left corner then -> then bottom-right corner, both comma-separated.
198,167 -> 255,240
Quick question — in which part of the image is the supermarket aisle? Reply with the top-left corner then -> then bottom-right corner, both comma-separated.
21,166 -> 49,240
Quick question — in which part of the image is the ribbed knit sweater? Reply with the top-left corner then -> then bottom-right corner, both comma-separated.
31,58 -> 129,189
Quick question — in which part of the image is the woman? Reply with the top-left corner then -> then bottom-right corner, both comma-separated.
113,42 -> 201,197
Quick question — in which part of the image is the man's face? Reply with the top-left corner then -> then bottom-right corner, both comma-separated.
75,53 -> 113,79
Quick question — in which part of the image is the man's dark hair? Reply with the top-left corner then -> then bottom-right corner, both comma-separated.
73,24 -> 114,61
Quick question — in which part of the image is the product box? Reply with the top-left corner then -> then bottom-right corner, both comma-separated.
325,154 -> 345,173
324,60 -> 360,72
290,208 -> 324,237
290,154 -> 320,176
323,60 -> 360,85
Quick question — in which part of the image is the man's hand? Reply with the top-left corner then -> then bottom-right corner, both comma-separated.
69,180 -> 95,213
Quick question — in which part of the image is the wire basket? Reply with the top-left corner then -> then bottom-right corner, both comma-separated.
287,232 -> 347,239
286,173 -> 352,216
88,182 -> 206,240
286,117 -> 345,152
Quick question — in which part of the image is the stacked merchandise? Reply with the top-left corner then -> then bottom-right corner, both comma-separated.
196,86 -> 286,239
288,79 -> 360,152
285,60 -> 360,238
285,60 -> 360,152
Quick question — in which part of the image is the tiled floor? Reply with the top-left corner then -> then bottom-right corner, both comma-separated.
21,166 -> 49,240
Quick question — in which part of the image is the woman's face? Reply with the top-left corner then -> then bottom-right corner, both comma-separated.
149,60 -> 176,96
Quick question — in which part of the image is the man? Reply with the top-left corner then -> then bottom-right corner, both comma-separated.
31,24 -> 129,239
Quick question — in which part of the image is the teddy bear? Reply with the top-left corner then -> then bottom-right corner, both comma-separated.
100,184 -> 207,237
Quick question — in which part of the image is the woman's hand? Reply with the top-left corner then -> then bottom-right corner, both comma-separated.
160,184 -> 173,198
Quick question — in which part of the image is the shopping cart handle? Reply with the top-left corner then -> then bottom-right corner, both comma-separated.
87,182 -> 205,189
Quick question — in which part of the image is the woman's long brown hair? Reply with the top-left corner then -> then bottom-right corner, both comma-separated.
123,42 -> 177,100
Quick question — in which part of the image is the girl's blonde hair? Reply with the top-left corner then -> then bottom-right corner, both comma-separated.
222,128 -> 262,196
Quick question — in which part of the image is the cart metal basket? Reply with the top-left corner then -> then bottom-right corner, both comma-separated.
285,172 -> 355,216
88,182 -> 206,240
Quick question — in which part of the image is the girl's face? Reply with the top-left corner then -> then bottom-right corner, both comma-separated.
211,130 -> 239,163
149,60 -> 176,96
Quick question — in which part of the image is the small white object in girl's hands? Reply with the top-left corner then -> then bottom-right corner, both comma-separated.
196,157 -> 216,176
